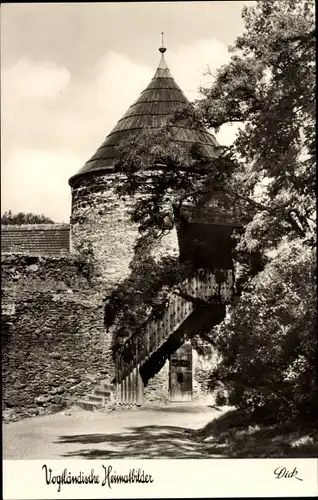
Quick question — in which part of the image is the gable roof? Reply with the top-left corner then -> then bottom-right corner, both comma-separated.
69,48 -> 220,185
1,224 -> 70,256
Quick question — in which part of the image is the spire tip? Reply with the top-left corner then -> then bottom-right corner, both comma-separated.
159,32 -> 166,53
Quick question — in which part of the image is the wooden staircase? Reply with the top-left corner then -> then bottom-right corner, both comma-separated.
115,268 -> 234,406
75,268 -> 234,411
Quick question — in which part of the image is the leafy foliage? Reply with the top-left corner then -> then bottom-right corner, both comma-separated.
114,125 -> 234,253
198,0 -> 315,248
211,241 -> 317,422
1,210 -> 55,225
74,240 -> 95,282
198,0 -> 316,422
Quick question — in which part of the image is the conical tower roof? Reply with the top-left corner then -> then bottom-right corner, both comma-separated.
69,44 -> 220,185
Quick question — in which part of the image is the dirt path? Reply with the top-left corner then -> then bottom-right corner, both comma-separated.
3,405 -> 229,459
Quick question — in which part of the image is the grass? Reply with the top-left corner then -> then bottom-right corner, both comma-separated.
195,408 -> 318,458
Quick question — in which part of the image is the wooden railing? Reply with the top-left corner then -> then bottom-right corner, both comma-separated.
116,269 -> 234,394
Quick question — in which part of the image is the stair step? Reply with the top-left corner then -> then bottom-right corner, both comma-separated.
74,381 -> 114,412
87,395 -> 104,403
76,400 -> 103,411
94,389 -> 112,398
100,382 -> 115,392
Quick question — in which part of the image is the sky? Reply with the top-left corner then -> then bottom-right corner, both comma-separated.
1,1 -> 253,222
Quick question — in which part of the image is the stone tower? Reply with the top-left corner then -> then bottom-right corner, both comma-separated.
69,44 -> 219,290
68,44 -> 220,389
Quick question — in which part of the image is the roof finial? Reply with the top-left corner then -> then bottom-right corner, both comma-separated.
159,32 -> 167,53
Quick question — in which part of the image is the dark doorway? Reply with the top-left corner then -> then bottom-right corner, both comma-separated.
169,342 -> 192,402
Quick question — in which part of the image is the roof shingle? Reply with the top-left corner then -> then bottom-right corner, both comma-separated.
69,50 -> 220,184
1,224 -> 70,256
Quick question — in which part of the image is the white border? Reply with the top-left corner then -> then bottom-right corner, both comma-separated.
3,459 -> 318,499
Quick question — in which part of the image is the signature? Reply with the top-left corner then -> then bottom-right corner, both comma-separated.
274,466 -> 303,481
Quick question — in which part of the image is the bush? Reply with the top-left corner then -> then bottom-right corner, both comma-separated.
211,240 -> 317,423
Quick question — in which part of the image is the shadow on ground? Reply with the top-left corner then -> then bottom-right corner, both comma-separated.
57,424 -> 224,459
57,408 -> 318,459
195,409 -> 318,458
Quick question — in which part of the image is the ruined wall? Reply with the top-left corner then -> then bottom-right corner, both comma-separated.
1,253 -> 112,422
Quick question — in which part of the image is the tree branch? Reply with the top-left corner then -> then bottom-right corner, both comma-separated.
285,210 -> 307,238
197,331 -> 216,346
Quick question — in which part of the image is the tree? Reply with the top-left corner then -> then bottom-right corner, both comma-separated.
111,0 -> 316,422
195,0 -> 315,252
196,0 -> 316,421
211,240 -> 317,422
1,210 -> 55,225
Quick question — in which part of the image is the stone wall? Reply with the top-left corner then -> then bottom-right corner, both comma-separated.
192,346 -> 218,404
2,251 -> 217,421
1,253 -> 112,422
142,342 -> 217,406
2,170 -> 221,422
144,361 -> 170,405
70,171 -> 179,295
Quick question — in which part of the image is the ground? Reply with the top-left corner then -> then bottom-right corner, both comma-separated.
3,404 -> 229,460
3,404 -> 317,460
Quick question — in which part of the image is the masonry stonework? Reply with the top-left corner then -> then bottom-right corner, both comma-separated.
144,361 -> 170,405
70,172 -> 179,290
2,254 -> 113,422
2,207 -> 215,423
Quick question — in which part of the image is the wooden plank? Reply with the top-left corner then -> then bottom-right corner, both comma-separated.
126,375 -> 129,404
132,370 -> 135,404
116,269 -> 234,382
146,328 -> 150,357
133,367 -> 137,405
123,377 -> 127,404
126,374 -> 129,404
120,381 -> 123,404
136,364 -> 144,406
116,355 -> 120,402
128,366 -> 131,404
129,370 -> 133,405
130,371 -> 134,405
134,369 -> 137,404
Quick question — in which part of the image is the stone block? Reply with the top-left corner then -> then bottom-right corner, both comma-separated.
34,395 -> 50,405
